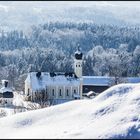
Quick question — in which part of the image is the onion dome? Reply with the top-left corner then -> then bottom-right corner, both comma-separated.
75,44 -> 83,60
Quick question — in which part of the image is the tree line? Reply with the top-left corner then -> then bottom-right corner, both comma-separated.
0,22 -> 139,90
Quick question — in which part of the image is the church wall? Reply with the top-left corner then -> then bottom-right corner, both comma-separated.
25,82 -> 31,95
46,85 -> 80,100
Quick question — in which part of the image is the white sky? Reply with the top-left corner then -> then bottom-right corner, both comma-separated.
0,1 -> 140,9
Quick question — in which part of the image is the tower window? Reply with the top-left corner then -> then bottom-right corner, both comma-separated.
79,65 -> 80,67
76,65 -> 77,67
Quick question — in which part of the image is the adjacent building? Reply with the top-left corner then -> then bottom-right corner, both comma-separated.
0,80 -> 14,105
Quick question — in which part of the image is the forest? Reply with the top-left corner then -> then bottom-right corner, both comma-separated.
0,22 -> 140,90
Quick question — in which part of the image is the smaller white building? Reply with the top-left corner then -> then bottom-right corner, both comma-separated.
0,80 -> 14,105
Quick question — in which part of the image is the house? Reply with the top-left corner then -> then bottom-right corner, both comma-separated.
0,80 -> 14,105
82,76 -> 140,95
82,76 -> 115,95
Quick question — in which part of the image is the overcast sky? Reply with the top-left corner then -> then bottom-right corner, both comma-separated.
0,1 -> 140,9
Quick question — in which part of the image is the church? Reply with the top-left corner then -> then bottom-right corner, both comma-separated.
25,45 -> 140,104
25,46 -> 83,104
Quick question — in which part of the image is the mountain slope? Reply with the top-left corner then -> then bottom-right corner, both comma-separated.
0,83 -> 140,138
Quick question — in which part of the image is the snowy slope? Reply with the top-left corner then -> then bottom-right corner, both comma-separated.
0,83 -> 140,138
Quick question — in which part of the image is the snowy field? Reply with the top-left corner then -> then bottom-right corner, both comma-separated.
0,92 -> 40,118
0,83 -> 140,138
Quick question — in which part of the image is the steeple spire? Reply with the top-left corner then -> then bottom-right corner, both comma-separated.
74,44 -> 83,78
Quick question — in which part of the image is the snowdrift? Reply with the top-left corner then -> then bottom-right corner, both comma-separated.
0,83 -> 140,139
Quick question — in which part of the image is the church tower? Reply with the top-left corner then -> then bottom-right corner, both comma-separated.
74,44 -> 83,78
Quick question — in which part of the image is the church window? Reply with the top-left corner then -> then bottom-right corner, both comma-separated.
66,89 -> 69,96
52,89 -> 55,96
28,88 -> 30,95
59,89 -> 62,96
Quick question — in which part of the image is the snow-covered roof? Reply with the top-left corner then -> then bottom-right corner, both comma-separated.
83,76 -> 115,86
25,72 -> 81,91
25,72 -> 140,91
0,87 -> 13,98
125,77 -> 140,83
86,91 -> 96,96
75,50 -> 82,55
0,87 -> 13,93
83,76 -> 140,86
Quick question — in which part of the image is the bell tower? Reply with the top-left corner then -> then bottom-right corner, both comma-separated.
74,44 -> 83,78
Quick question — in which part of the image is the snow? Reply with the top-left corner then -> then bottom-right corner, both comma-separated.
13,92 -> 40,110
75,50 -> 82,55
0,83 -> 140,138
83,76 -> 140,86
0,92 -> 41,118
126,77 -> 140,83
0,87 -> 13,93
86,91 -> 96,96
83,76 -> 115,86
25,72 -> 80,91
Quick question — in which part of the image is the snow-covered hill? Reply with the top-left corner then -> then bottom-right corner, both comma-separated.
0,83 -> 140,139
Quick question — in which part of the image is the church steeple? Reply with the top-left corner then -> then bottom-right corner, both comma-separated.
74,44 -> 83,78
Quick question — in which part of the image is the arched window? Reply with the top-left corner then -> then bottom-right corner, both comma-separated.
59,89 -> 62,96
74,89 -> 76,93
28,88 -> 30,95
66,89 -> 69,96
79,64 -> 80,67
52,89 -> 55,96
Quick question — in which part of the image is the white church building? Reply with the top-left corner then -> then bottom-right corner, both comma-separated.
25,47 -> 83,104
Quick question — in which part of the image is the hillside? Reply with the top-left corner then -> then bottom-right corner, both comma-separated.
0,83 -> 140,138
